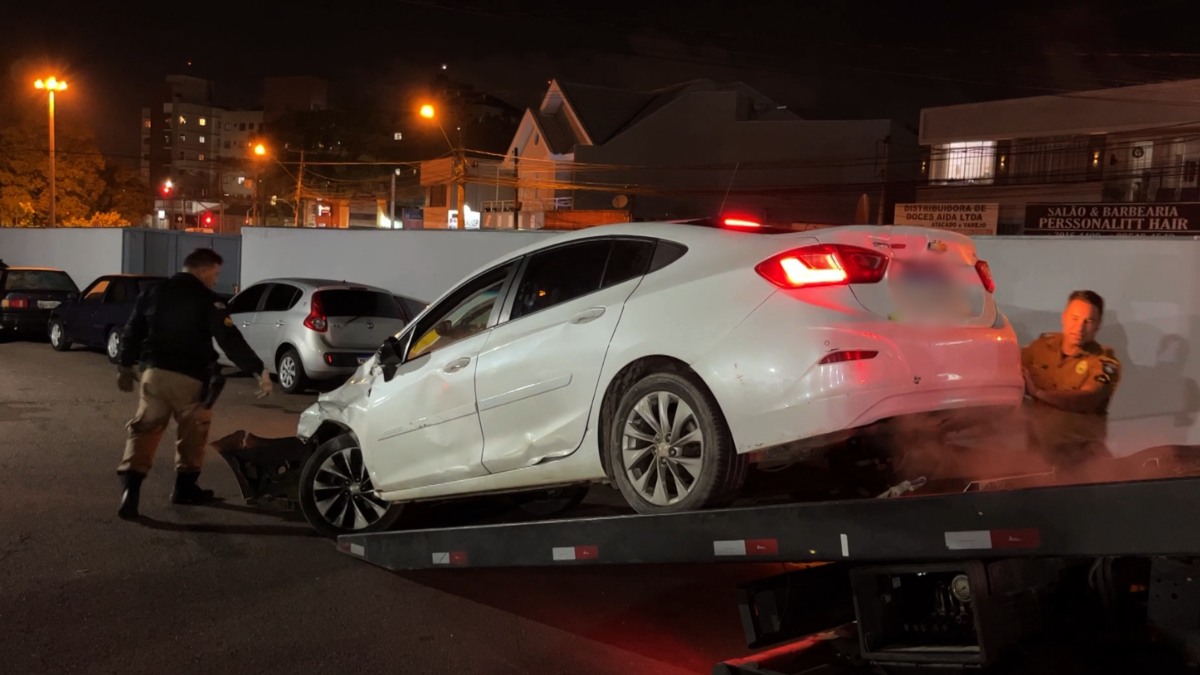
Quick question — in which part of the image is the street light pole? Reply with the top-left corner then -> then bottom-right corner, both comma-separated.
34,77 -> 67,228
390,168 -> 399,229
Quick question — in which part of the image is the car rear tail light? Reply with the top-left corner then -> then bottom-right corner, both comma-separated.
819,350 -> 879,365
304,292 -> 328,332
756,244 -> 888,289
975,260 -> 995,294
1,297 -> 29,310
723,217 -> 763,229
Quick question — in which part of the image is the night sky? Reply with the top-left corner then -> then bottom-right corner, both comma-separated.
3,0 -> 1199,161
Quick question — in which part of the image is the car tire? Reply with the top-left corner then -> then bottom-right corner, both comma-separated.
608,371 -> 746,514
48,320 -> 71,352
513,484 -> 590,517
298,432 -> 404,539
277,347 -> 309,395
105,327 -> 122,364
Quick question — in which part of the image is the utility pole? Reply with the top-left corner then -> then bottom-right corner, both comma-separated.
293,148 -> 305,227
390,168 -> 398,229
876,135 -> 890,225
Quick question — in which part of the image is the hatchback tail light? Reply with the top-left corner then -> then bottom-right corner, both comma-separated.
755,244 -> 888,289
975,260 -> 995,294
1,297 -> 29,310
304,292 -> 328,332
819,350 -> 879,365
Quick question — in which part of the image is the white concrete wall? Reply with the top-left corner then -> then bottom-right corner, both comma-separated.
0,228 -> 126,290
239,227 -> 563,303
976,236 -> 1200,456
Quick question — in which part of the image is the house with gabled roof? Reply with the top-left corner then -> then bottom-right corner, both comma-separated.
501,78 -> 919,228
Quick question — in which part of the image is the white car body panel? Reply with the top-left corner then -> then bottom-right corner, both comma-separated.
298,221 -> 1024,505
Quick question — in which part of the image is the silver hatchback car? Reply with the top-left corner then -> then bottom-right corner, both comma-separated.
217,278 -> 419,394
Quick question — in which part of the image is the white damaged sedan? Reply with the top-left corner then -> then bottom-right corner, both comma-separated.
294,219 -> 1023,536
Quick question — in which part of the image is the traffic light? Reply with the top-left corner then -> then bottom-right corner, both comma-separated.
161,180 -> 174,197
201,211 -> 214,227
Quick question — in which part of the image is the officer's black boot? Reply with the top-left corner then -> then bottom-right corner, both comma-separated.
170,471 -> 215,505
118,471 -> 146,520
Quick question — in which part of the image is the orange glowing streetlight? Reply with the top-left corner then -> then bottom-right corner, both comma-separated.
249,142 -> 269,225
34,77 -> 68,227
419,104 -> 435,120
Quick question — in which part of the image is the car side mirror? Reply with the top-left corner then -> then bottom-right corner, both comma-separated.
379,336 -> 403,366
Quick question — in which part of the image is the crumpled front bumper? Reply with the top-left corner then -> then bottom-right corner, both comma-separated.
211,430 -> 312,510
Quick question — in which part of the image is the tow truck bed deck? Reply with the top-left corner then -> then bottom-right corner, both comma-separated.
336,474 -> 1200,570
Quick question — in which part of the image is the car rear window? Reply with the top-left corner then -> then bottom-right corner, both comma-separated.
2,270 -> 79,293
318,290 -> 404,319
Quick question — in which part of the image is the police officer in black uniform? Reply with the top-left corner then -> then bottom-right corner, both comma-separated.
115,247 -> 271,519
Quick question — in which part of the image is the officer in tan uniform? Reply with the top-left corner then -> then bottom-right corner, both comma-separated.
1021,290 -> 1121,470
115,248 -> 272,519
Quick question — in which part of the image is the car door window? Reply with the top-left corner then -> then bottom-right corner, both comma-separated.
261,284 -> 302,312
227,284 -> 268,314
105,279 -> 136,304
407,263 -> 515,361
602,238 -> 657,288
509,240 -> 610,321
83,279 -> 110,303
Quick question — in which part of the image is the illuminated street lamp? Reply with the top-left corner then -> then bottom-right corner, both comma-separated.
251,142 -> 268,225
34,77 -> 68,227
419,103 -> 467,227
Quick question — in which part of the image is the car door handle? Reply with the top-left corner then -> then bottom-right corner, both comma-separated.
240,322 -> 251,328
444,356 -> 471,373
275,321 -> 286,327
570,307 -> 606,324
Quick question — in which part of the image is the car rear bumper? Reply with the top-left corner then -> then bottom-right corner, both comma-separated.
0,311 -> 51,335
294,331 -> 378,380
692,289 -> 1025,455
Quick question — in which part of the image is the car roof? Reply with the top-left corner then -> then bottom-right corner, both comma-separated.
247,277 -> 393,293
2,266 -> 70,272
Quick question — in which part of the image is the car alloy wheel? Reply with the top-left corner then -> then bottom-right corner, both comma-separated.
298,433 -> 404,538
279,355 -> 297,390
49,321 -> 67,350
622,391 -> 706,506
311,445 -> 390,531
106,329 -> 121,362
607,371 -> 747,514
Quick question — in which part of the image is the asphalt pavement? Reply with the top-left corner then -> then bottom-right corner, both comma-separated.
0,339 -> 766,675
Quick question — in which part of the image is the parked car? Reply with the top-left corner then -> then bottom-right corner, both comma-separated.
216,278 -> 414,394
0,261 -> 79,342
48,274 -> 167,362
291,220 -> 1025,536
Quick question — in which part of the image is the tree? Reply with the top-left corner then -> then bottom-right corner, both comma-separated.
98,162 -> 150,226
0,114 -> 113,227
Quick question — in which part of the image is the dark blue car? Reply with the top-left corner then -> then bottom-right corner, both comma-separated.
49,274 -> 166,362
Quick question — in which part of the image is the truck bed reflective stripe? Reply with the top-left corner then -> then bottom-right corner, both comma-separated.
945,529 -> 1040,550
336,541 -> 365,558
552,545 -> 599,561
432,551 -> 469,565
713,538 -> 779,556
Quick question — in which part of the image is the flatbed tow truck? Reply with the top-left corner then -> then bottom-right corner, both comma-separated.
218,435 -> 1200,673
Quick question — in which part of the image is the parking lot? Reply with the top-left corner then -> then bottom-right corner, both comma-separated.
0,338 -> 774,674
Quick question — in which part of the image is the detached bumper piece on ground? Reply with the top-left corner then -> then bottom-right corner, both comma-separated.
212,430 -> 310,511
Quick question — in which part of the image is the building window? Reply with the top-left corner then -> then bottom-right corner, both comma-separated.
199,135 -> 206,144
163,134 -> 171,146
929,141 -> 995,183
428,185 -> 448,207
179,151 -> 186,160
198,153 -> 206,161
237,176 -> 246,185
180,134 -> 187,142
199,117 -> 207,126
179,115 -> 187,125
239,123 -> 246,131
225,123 -> 233,131
143,119 -> 152,129
224,140 -> 231,149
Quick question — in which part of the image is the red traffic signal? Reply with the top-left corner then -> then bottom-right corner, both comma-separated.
201,212 -> 213,227
160,182 -> 174,197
